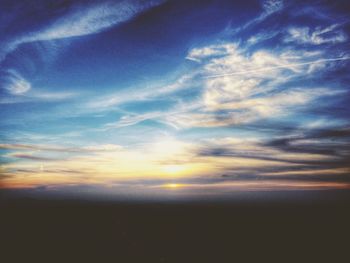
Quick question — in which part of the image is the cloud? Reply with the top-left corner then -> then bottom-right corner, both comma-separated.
28,90 -> 77,101
0,137 -> 205,188
224,0 -> 284,36
1,0 -> 166,63
102,41 -> 347,130
264,126 -> 350,161
285,24 -> 347,45
9,154 -> 59,162
262,0 -> 284,15
196,136 -> 324,163
186,44 -> 236,62
247,30 -> 280,45
192,127 -> 350,181
204,87 -> 338,113
105,112 -> 164,129
169,47 -> 345,128
86,72 -> 198,110
60,2 -> 349,132
0,1 -> 169,105
203,49 -> 349,78
156,180 -> 350,192
8,168 -> 85,175
102,99 -> 203,130
0,143 -> 123,153
0,90 -> 78,104
2,132 -> 349,190
23,0 -> 165,42
0,70 -> 31,95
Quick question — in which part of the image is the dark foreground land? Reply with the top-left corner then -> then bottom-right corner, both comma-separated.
1,190 -> 350,262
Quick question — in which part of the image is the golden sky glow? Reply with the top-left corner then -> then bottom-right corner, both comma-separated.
1,136 -> 350,192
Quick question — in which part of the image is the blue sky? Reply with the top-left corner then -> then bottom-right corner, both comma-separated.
1,0 -> 350,198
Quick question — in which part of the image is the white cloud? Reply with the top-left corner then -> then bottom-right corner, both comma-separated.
186,44 -> 236,62
76,3 -> 348,131
100,41 -> 346,130
285,24 -> 347,45
24,0 -> 165,42
183,44 -> 345,128
224,0 -> 284,36
0,143 -> 123,153
263,0 -> 284,15
204,54 -> 350,78
157,88 -> 338,129
0,0 -> 166,63
177,48 -> 344,128
0,77 -> 78,104
83,144 -> 123,152
1,70 -> 31,95
28,90 -> 77,101
106,112 -> 164,129
247,30 -> 279,45
86,71 -> 198,110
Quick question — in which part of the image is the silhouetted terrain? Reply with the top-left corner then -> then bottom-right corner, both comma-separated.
1,190 -> 350,262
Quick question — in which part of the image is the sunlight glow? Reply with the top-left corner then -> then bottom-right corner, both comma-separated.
163,183 -> 184,189
162,165 -> 187,174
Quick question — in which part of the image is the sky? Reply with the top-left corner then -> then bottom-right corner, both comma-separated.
0,0 -> 350,199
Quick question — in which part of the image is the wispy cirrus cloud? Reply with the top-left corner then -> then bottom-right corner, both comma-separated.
0,143 -> 122,153
0,0 -> 168,109
262,0 -> 284,15
24,0 -> 165,42
0,69 -> 31,95
285,24 -> 347,45
0,90 -> 78,104
104,41 -> 347,129
86,72 -> 198,111
223,0 -> 284,36
186,44 -> 234,62
1,0 -> 166,62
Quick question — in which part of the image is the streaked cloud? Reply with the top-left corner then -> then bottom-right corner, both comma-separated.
86,72 -> 198,111
9,153 -> 59,162
186,44 -> 235,62
24,0 -> 165,42
105,42 -> 346,129
0,143 -> 122,153
224,0 -> 284,36
262,0 -> 284,15
0,70 -> 31,95
285,24 -> 347,45
1,0 -> 166,62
